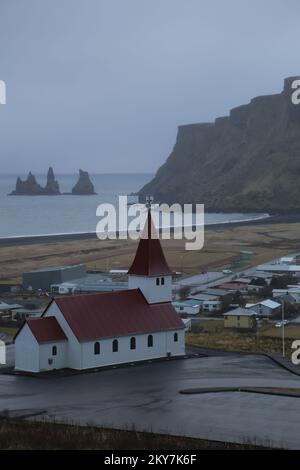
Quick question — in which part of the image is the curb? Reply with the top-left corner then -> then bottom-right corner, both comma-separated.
180,386 -> 300,398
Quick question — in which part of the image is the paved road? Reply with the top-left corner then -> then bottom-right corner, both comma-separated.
1,354 -> 300,449
175,250 -> 300,292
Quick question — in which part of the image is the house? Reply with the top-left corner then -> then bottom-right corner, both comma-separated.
273,292 -> 297,305
218,283 -> 248,295
273,288 -> 300,303
23,264 -> 87,291
172,299 -> 200,315
182,318 -> 192,332
204,288 -> 234,305
14,210 -> 185,373
257,263 -> 300,276
0,302 -> 23,320
245,299 -> 281,318
247,284 -> 266,294
11,308 -> 43,321
239,251 -> 254,261
189,294 -> 222,312
224,308 -> 257,329
250,272 -> 273,285
280,256 -> 295,265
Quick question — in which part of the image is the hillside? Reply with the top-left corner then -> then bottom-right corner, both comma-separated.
139,77 -> 300,212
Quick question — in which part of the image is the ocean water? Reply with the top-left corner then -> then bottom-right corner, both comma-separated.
0,174 -> 269,238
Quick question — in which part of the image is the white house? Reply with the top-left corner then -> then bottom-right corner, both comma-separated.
172,299 -> 201,315
245,299 -> 281,318
189,294 -> 222,312
14,210 -> 185,373
273,288 -> 300,303
182,318 -> 192,332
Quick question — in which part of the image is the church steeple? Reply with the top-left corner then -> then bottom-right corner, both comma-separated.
128,201 -> 172,304
128,207 -> 172,277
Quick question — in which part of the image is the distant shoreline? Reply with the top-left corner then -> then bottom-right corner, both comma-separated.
1,212 -> 300,247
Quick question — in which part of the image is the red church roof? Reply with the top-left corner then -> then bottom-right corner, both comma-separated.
25,317 -> 67,344
54,289 -> 183,342
128,210 -> 172,276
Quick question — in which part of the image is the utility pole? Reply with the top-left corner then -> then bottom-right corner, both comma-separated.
282,297 -> 285,358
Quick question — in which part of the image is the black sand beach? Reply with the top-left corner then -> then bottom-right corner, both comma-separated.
1,212 -> 300,247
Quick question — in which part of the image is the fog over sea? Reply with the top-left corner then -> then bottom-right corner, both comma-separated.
0,174 -> 269,239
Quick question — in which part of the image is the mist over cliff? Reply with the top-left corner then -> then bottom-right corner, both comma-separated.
139,77 -> 300,212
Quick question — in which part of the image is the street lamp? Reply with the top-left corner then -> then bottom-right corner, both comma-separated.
281,293 -> 288,358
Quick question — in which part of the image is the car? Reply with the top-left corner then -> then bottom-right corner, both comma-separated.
222,269 -> 233,274
275,322 -> 283,328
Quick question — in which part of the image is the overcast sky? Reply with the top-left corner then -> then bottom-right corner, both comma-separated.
0,0 -> 299,174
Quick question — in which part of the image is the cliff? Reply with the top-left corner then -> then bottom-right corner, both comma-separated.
139,76 -> 300,212
71,169 -> 96,195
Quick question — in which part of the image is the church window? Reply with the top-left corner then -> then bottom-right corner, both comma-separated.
156,278 -> 160,286
174,332 -> 178,342
52,345 -> 57,356
147,334 -> 153,347
94,342 -> 100,355
130,337 -> 136,350
161,277 -> 165,285
113,339 -> 118,352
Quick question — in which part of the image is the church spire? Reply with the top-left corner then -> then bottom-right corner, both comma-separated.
128,199 -> 172,277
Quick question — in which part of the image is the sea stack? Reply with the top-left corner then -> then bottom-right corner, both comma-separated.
9,172 -> 45,195
44,167 -> 60,195
71,169 -> 96,195
9,167 -> 61,195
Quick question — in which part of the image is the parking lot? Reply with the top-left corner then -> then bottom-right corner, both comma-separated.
1,353 -> 300,449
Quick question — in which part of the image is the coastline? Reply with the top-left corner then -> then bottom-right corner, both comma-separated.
1,212 -> 300,247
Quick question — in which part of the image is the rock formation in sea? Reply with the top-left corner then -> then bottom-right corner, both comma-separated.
139,76 -> 300,212
44,166 -> 60,195
71,169 -> 96,195
9,167 -> 61,195
9,172 -> 45,195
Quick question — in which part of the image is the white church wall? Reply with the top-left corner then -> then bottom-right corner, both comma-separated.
80,329 -> 184,369
166,330 -> 185,356
15,324 -> 40,372
44,301 -> 82,369
39,341 -> 68,371
128,275 -> 172,303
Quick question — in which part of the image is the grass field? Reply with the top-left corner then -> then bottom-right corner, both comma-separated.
1,221 -> 300,281
187,320 -> 300,354
0,417 -> 269,450
0,327 -> 18,337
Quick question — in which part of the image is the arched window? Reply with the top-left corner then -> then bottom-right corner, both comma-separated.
156,278 -> 160,286
130,337 -> 136,350
52,345 -> 57,356
112,339 -> 118,352
94,341 -> 100,355
147,334 -> 153,347
174,332 -> 178,342
161,277 -> 165,285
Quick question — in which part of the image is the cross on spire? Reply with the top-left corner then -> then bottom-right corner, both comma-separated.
145,195 -> 154,209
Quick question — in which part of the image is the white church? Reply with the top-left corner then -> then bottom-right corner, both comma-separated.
14,210 -> 185,373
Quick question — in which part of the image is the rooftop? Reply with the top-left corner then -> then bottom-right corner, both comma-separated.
204,288 -> 231,296
247,299 -> 281,309
172,299 -> 201,307
21,317 -> 68,344
52,289 -> 184,342
224,307 -> 256,317
189,294 -> 219,301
